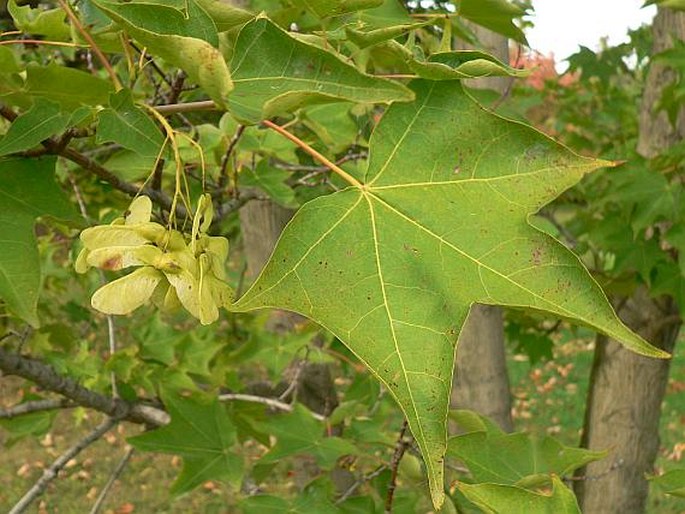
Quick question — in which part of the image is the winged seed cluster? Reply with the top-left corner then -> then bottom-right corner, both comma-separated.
75,194 -> 232,324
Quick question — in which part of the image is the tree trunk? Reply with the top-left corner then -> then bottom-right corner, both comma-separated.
575,8 -> 685,513
450,25 -> 514,432
239,199 -> 338,416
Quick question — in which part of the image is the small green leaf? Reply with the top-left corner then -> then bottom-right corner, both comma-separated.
345,21 -> 431,49
412,51 -> 529,80
0,99 -> 71,157
383,42 -> 527,80
241,160 -> 298,208
457,476 -> 581,514
300,103 -> 361,153
94,0 -> 233,107
26,64 -> 114,109
0,47 -> 21,74
128,393 -> 243,495
258,405 -> 357,469
649,468 -> 685,498
96,90 -> 165,160
447,423 -> 606,484
8,0 -> 71,40
195,0 -> 253,32
290,0 -> 383,18
227,17 -> 414,124
458,0 -> 528,45
0,157 -> 76,326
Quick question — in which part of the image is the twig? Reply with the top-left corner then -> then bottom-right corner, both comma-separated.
336,465 -> 387,504
217,124 -> 245,191
57,0 -> 122,90
278,347 -> 310,403
0,346 -> 169,426
154,100 -> 218,115
263,120 -> 362,188
0,39 -> 86,48
89,446 -> 135,514
167,70 -> 187,104
218,393 -> 325,421
9,417 -> 119,514
385,420 -> 410,514
0,399 -> 75,418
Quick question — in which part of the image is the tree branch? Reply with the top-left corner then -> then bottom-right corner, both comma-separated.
9,416 -> 119,514
218,393 -> 325,421
0,347 -> 169,427
385,420 -> 410,514
0,104 -> 258,219
0,398 -> 75,418
336,465 -> 387,504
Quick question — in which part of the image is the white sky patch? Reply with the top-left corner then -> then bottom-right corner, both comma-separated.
526,0 -> 657,70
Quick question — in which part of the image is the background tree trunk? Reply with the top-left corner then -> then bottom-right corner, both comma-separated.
450,25 -> 514,432
575,8 -> 685,513
239,200 -> 338,416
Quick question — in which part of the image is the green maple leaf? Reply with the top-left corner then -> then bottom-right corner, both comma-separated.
128,393 -> 242,495
232,80 -> 666,508
258,405 -> 358,469
457,476 -> 581,514
0,157 -> 76,326
447,411 -> 606,485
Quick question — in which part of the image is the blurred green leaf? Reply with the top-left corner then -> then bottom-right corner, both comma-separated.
457,476 -> 581,514
26,65 -> 114,109
128,392 -> 243,495
8,0 -> 71,40
0,99 -> 72,157
457,0 -> 528,45
258,405 -> 357,469
291,0 -> 383,18
0,157 -> 76,326
649,468 -> 685,498
448,422 -> 606,484
241,160 -> 298,209
96,90 -> 165,160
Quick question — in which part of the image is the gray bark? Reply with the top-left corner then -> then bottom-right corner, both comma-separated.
450,24 -> 514,432
575,8 -> 685,513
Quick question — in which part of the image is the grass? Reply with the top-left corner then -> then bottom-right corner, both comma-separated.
1,331 -> 684,513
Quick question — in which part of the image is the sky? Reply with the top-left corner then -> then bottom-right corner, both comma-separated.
526,0 -> 657,70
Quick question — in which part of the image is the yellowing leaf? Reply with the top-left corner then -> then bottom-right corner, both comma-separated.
231,80 -> 666,509
458,476 -> 581,514
94,0 -> 233,107
92,267 -> 164,315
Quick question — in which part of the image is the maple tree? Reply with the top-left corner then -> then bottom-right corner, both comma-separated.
0,0 -> 682,513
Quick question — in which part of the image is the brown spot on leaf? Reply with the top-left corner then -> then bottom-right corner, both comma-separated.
101,256 -> 122,270
531,247 -> 543,266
